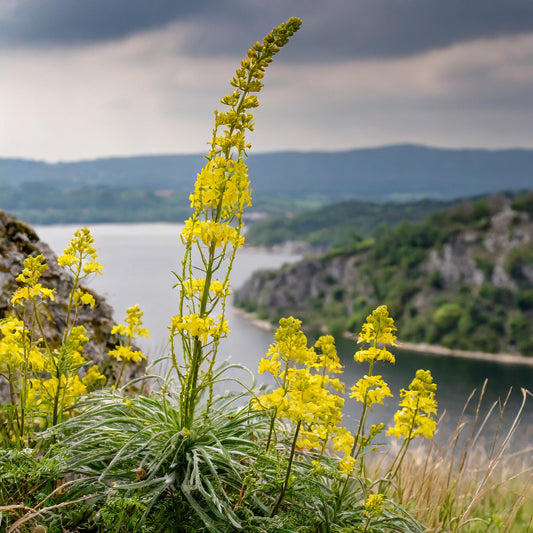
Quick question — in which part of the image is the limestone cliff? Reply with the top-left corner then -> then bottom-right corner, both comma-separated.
235,194 -> 533,356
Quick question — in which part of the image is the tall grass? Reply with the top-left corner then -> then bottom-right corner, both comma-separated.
371,383 -> 533,532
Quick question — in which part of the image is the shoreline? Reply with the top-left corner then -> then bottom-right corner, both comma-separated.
233,307 -> 533,367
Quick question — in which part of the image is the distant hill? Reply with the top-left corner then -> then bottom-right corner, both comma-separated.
1,144 -> 532,197
245,198 -> 461,249
234,193 -> 533,357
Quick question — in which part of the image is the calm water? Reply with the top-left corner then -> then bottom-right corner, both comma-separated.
35,223 -> 533,442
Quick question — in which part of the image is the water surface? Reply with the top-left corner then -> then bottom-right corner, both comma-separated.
35,223 -> 533,443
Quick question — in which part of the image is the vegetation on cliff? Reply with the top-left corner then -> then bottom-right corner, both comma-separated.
244,197 -> 459,250
235,192 -> 533,356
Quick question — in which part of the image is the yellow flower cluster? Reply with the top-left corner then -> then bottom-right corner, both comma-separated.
1,227 -> 112,436
182,278 -> 230,298
170,313 -> 230,343
57,227 -> 103,276
338,454 -> 356,475
11,254 -> 55,306
351,306 -> 396,413
181,218 -> 245,249
109,305 -> 149,366
190,157 -> 251,219
314,334 -> 343,374
354,305 -> 397,364
264,316 -> 316,368
255,306 -> 439,482
350,375 -> 392,406
27,364 -> 105,417
0,316 -> 44,372
108,345 -> 145,363
255,317 -> 353,463
364,493 -> 385,516
73,289 -> 96,307
387,369 -> 438,440
111,304 -> 150,341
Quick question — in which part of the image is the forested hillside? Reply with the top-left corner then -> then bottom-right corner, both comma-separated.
235,193 -> 533,356
245,198 -> 460,249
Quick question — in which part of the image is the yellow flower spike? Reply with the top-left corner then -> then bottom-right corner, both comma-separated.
350,375 -> 393,406
58,227 -> 102,278
112,304 -> 150,341
364,493 -> 385,517
387,369 -> 438,440
175,18 -> 301,430
338,454 -> 356,475
358,305 -> 397,345
11,255 -> 56,306
314,335 -> 343,373
82,365 -> 106,387
109,345 -> 146,363
354,305 -> 397,364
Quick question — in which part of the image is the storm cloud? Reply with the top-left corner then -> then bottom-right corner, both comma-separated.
0,1 -> 532,161
2,0 -> 533,60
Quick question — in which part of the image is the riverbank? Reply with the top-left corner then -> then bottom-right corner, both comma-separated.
233,307 -> 533,367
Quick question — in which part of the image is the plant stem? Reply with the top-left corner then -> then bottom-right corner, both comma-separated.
270,419 -> 301,517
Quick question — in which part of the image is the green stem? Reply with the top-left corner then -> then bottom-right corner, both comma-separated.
116,360 -> 127,388
265,407 -> 278,452
51,366 -> 62,427
270,419 -> 302,517
62,259 -> 82,344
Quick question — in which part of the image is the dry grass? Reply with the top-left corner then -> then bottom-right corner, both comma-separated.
372,382 -> 533,532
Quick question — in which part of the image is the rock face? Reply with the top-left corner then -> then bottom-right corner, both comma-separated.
234,195 -> 533,355
0,210 -> 146,392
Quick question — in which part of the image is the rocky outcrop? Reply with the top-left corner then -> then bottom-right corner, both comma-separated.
0,210 -> 146,391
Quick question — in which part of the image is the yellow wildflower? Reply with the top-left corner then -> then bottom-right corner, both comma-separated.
314,335 -> 343,373
350,375 -> 393,406
74,290 -> 96,307
358,305 -> 397,345
58,227 -> 103,277
354,305 -> 397,364
387,369 -> 437,440
332,427 -> 355,455
338,454 -> 356,475
257,357 -> 281,377
181,218 -> 245,249
112,304 -> 150,340
82,365 -> 106,387
364,493 -> 385,516
109,345 -> 146,363
15,254 -> 48,285
11,255 -> 55,306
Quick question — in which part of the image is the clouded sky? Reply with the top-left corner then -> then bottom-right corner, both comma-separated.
1,0 -> 532,161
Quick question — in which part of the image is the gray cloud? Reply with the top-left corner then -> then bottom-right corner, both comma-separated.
1,0 -> 533,61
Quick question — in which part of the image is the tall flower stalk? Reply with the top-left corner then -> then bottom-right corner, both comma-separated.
169,17 -> 302,429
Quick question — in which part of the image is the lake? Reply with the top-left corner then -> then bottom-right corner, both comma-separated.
35,223 -> 533,443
